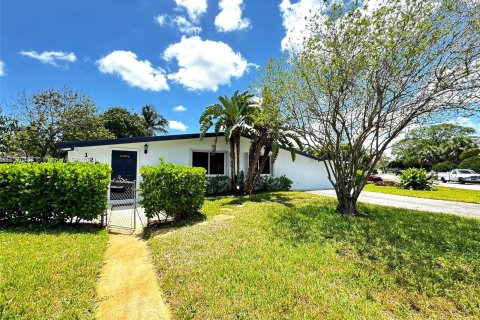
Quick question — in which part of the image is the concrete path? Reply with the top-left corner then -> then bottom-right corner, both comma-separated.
96,233 -> 171,320
309,190 -> 480,219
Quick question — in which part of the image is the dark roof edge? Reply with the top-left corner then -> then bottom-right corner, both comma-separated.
55,132 -> 322,161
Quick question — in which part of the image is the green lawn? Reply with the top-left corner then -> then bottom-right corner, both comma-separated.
0,225 -> 108,319
148,192 -> 480,319
364,183 -> 480,204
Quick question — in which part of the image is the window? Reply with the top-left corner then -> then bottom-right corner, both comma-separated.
257,155 -> 271,175
192,151 -> 225,175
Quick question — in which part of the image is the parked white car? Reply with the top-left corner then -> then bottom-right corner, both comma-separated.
438,169 -> 480,184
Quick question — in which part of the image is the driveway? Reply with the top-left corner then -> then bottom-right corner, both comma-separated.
433,181 -> 480,191
309,190 -> 480,219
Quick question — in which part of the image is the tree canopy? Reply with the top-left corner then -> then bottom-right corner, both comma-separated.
261,0 -> 480,214
102,107 -> 151,139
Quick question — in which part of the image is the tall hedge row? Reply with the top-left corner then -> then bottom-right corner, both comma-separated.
0,162 -> 111,224
140,160 -> 206,220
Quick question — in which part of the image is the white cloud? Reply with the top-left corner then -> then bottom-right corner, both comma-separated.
215,0 -> 250,32
452,117 -> 480,135
279,0 -> 325,52
155,14 -> 167,26
173,15 -> 202,34
173,105 -> 187,112
20,50 -> 77,66
97,51 -> 169,91
164,36 -> 250,92
168,120 -> 188,131
0,61 -> 5,77
174,0 -> 207,22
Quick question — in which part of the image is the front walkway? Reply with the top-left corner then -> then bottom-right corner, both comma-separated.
96,232 -> 171,320
309,190 -> 480,219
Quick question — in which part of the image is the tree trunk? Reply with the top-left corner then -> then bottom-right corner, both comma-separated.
229,138 -> 237,194
335,189 -> 359,215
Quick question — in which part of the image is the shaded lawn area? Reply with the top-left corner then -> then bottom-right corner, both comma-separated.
148,192 -> 480,319
364,183 -> 480,204
0,225 -> 108,320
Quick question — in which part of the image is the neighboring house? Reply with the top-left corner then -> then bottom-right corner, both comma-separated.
56,133 -> 333,190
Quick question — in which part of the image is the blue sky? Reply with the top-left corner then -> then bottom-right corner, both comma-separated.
1,0 -> 479,134
0,0 -> 299,132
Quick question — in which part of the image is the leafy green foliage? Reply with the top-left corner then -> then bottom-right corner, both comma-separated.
102,107 -> 151,138
392,124 -> 476,167
460,148 -> 480,161
9,88 -> 114,159
0,162 -> 111,224
399,168 -> 434,191
200,90 -> 258,193
0,108 -> 17,155
206,175 -> 231,196
141,105 -> 169,135
140,160 -> 206,220
432,160 -> 456,172
459,156 -> 480,172
256,175 -> 293,192
0,225 -> 108,319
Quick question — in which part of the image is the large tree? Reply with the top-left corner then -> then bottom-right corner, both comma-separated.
392,124 -> 477,167
0,108 -> 17,155
102,107 -> 151,138
10,88 -> 113,159
141,105 -> 169,135
262,0 -> 480,214
200,91 -> 257,193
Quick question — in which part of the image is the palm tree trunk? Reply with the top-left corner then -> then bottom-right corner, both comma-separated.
229,138 -> 237,194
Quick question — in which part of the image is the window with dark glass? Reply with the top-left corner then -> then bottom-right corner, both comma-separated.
192,151 -> 225,175
192,152 -> 209,171
256,155 -> 271,174
210,153 -> 225,174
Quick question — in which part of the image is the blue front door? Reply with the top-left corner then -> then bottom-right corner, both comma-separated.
111,150 -> 137,181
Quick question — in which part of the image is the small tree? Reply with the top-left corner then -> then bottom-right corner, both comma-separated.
10,88 -> 113,159
200,91 -> 257,193
141,105 -> 169,135
102,107 -> 151,138
263,0 -> 480,214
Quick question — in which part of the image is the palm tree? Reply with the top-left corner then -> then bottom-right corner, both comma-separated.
141,105 -> 169,136
199,91 -> 257,193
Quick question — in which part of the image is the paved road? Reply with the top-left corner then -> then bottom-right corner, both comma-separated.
309,190 -> 480,219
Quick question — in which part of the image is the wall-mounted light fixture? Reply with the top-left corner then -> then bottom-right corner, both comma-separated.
144,144 -> 149,154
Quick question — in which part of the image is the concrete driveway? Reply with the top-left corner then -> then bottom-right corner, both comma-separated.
433,181 -> 480,191
309,190 -> 480,219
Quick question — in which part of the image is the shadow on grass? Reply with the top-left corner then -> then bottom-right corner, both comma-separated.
208,192 -> 296,208
0,222 -> 104,235
142,212 -> 207,240
269,202 -> 480,300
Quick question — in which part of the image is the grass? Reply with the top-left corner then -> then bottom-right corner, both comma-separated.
148,192 -> 480,319
0,225 -> 108,319
364,183 -> 480,204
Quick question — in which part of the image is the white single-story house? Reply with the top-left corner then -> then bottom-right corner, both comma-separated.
56,133 -> 333,190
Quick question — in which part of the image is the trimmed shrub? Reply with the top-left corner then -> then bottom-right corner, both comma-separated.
256,175 -> 293,192
458,156 -> 480,172
459,148 -> 480,161
0,162 -> 111,224
206,175 -> 231,196
432,161 -> 456,172
399,168 -> 434,190
140,160 -> 206,220
374,180 -> 398,187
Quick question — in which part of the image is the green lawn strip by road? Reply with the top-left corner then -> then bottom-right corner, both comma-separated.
0,225 -> 108,320
363,184 -> 480,204
148,192 -> 480,319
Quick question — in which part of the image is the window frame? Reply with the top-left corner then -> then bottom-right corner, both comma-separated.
191,150 -> 227,176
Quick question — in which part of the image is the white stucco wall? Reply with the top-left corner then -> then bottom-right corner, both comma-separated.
66,136 -> 333,190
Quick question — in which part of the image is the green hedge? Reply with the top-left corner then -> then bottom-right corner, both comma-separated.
459,148 -> 480,161
256,175 -> 293,192
432,161 -> 456,172
459,156 -> 480,172
0,162 -> 111,224
140,160 -> 206,220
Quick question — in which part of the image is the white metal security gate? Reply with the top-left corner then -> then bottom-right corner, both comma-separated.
107,179 -> 144,231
